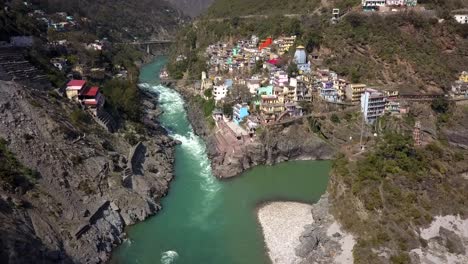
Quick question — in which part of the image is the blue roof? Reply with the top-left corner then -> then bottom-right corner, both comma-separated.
225,79 -> 233,88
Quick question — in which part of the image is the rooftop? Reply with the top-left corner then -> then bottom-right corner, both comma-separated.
81,86 -> 99,97
67,79 -> 86,87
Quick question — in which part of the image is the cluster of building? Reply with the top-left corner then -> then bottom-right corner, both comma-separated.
202,36 -> 317,129
451,71 -> 468,98
199,34 -> 411,131
65,80 -> 105,115
362,0 -> 418,11
27,10 -> 82,32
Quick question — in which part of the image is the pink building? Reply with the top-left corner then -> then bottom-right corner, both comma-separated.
273,71 -> 289,87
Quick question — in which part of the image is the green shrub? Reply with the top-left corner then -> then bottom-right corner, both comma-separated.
102,79 -> 141,121
331,113 -> 340,124
431,97 -> 450,114
0,138 -> 40,191
70,109 -> 91,126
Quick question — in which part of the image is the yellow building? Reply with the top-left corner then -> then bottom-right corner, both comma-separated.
260,95 -> 285,120
459,71 -> 468,83
277,36 -> 297,55
345,83 -> 367,103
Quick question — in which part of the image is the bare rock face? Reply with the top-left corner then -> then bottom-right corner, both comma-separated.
296,194 -> 355,264
0,81 -> 176,264
209,123 -> 335,178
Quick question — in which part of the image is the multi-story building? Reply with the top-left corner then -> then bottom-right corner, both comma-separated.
247,76 -> 261,94
320,81 -> 340,102
273,71 -> 289,87
212,79 -> 233,102
334,78 -> 349,101
361,88 -> 386,123
277,36 -> 296,55
233,103 -> 250,125
346,83 -> 367,103
260,95 -> 285,121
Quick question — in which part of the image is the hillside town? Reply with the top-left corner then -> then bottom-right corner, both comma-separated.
185,31 -> 467,144
0,1 -> 146,132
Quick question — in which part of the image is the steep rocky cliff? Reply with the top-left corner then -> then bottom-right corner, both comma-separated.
0,81 -> 177,264
182,93 -> 335,178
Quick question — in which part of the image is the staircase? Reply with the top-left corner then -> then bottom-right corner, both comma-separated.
122,167 -> 133,189
94,109 -> 117,133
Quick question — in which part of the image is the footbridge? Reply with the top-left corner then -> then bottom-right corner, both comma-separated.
115,39 -> 175,54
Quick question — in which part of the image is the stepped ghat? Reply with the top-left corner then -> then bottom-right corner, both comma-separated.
0,47 -> 50,89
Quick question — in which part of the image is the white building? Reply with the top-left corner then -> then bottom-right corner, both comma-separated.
386,0 -> 405,5
361,88 -> 387,124
212,79 -> 233,102
453,10 -> 468,24
362,0 -> 386,7
247,78 -> 261,94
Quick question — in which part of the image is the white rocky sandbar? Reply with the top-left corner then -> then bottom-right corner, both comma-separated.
257,202 -> 313,264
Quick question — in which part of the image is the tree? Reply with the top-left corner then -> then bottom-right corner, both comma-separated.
287,62 -> 299,77
431,97 -> 450,114
331,113 -> 341,124
226,85 -> 252,103
303,31 -> 322,53
286,18 -> 303,37
222,102 -> 233,116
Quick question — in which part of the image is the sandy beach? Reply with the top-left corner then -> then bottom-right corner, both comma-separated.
257,202 -> 313,264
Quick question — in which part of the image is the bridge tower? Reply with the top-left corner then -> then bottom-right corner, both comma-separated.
146,44 -> 150,54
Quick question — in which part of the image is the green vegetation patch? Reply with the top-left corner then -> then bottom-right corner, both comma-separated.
330,132 -> 468,263
0,138 -> 40,191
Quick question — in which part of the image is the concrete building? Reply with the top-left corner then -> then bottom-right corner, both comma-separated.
386,0 -> 405,5
320,81 -> 340,102
79,86 -> 105,115
260,95 -> 285,121
273,71 -> 289,87
213,79 -> 233,102
453,13 -> 468,24
233,103 -> 250,125
361,88 -> 386,123
346,83 -> 367,103
66,80 -> 86,100
362,0 -> 386,8
247,78 -> 261,94
277,36 -> 296,55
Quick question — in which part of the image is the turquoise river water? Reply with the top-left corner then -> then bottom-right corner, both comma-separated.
111,57 -> 331,264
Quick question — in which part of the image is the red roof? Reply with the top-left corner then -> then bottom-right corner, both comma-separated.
67,80 -> 86,87
267,59 -> 279,65
80,86 -> 99,97
83,100 -> 97,106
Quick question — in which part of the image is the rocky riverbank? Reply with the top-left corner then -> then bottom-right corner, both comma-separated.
296,194 -> 356,264
0,81 -> 177,263
256,195 -> 356,264
171,81 -> 336,178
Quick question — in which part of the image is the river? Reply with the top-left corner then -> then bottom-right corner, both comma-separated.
111,57 -> 331,264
